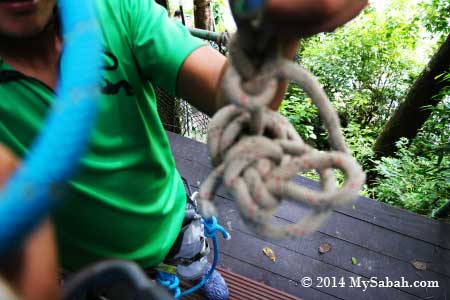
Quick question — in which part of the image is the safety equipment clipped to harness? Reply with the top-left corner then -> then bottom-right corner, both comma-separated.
198,0 -> 366,239
164,190 -> 211,281
156,185 -> 230,299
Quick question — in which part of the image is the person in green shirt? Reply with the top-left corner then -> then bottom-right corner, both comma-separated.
0,0 -> 367,298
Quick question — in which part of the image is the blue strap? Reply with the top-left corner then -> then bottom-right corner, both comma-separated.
0,0 -> 102,256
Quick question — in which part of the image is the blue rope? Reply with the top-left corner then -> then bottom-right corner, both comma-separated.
157,216 -> 230,299
0,0 -> 102,255
203,216 -> 230,241
156,272 -> 181,298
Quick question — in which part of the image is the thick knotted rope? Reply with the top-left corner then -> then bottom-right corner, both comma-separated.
198,34 -> 366,239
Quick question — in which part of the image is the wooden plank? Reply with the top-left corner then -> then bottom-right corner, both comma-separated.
174,152 -> 450,280
209,194 -> 450,299
217,254 -> 340,300
278,202 -> 450,279
167,131 -> 450,249
167,131 -> 209,162
180,266 -> 303,300
216,228 -> 421,300
291,176 -> 450,251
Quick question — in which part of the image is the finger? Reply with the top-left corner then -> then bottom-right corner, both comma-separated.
268,0 -> 367,37
0,145 -> 19,188
267,0 -> 367,21
266,0 -> 368,36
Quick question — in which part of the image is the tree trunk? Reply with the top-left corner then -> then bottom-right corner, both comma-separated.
373,34 -> 450,158
194,0 -> 212,30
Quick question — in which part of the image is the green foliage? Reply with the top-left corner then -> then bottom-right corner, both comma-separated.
279,0 -> 449,217
297,0 -> 424,133
279,85 -> 319,144
342,123 -> 376,171
369,138 -> 450,216
413,101 -> 450,164
371,69 -> 450,216
419,0 -> 450,40
212,0 -> 227,32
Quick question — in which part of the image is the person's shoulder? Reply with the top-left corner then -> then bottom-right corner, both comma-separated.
93,0 -> 164,29
93,0 -> 128,16
93,0 -> 141,29
94,0 -> 155,15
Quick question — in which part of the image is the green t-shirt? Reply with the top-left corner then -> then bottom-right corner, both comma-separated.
0,0 -> 205,270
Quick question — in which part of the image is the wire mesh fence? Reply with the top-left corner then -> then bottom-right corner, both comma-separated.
155,86 -> 210,142
155,36 -> 228,142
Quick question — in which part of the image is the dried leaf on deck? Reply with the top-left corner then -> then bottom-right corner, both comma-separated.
263,247 -> 276,262
411,260 -> 427,271
319,242 -> 332,254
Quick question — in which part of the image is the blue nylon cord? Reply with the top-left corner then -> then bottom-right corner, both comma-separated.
156,273 -> 182,298
157,216 -> 230,299
0,0 -> 102,255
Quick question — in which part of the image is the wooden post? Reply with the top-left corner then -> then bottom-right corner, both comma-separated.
194,0 -> 212,30
373,34 -> 450,158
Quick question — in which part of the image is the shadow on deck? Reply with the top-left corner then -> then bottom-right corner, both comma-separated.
168,131 -> 450,300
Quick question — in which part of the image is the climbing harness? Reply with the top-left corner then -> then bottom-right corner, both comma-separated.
157,215 -> 229,299
197,0 -> 366,239
0,0 -> 102,256
164,195 -> 210,281
156,180 -> 230,299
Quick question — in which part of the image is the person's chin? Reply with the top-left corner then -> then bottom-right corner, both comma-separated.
0,23 -> 46,38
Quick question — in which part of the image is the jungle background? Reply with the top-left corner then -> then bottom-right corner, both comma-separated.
161,0 -> 450,219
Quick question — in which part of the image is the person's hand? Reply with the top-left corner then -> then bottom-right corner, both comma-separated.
266,0 -> 368,38
262,0 -> 368,109
0,145 -> 60,300
0,145 -> 19,188
178,0 -> 368,115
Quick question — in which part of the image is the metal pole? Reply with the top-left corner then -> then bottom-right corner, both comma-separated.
179,5 -> 186,25
178,0 -> 186,25
188,28 -> 228,45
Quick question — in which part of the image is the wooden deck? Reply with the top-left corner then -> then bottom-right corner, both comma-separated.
180,267 -> 302,300
168,131 -> 450,300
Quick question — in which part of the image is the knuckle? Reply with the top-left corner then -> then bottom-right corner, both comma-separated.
317,0 -> 341,17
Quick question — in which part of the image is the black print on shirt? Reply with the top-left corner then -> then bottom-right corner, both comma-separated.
101,51 -> 134,96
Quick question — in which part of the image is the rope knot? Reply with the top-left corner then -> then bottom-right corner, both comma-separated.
198,34 -> 366,239
156,272 -> 181,298
203,216 -> 231,240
